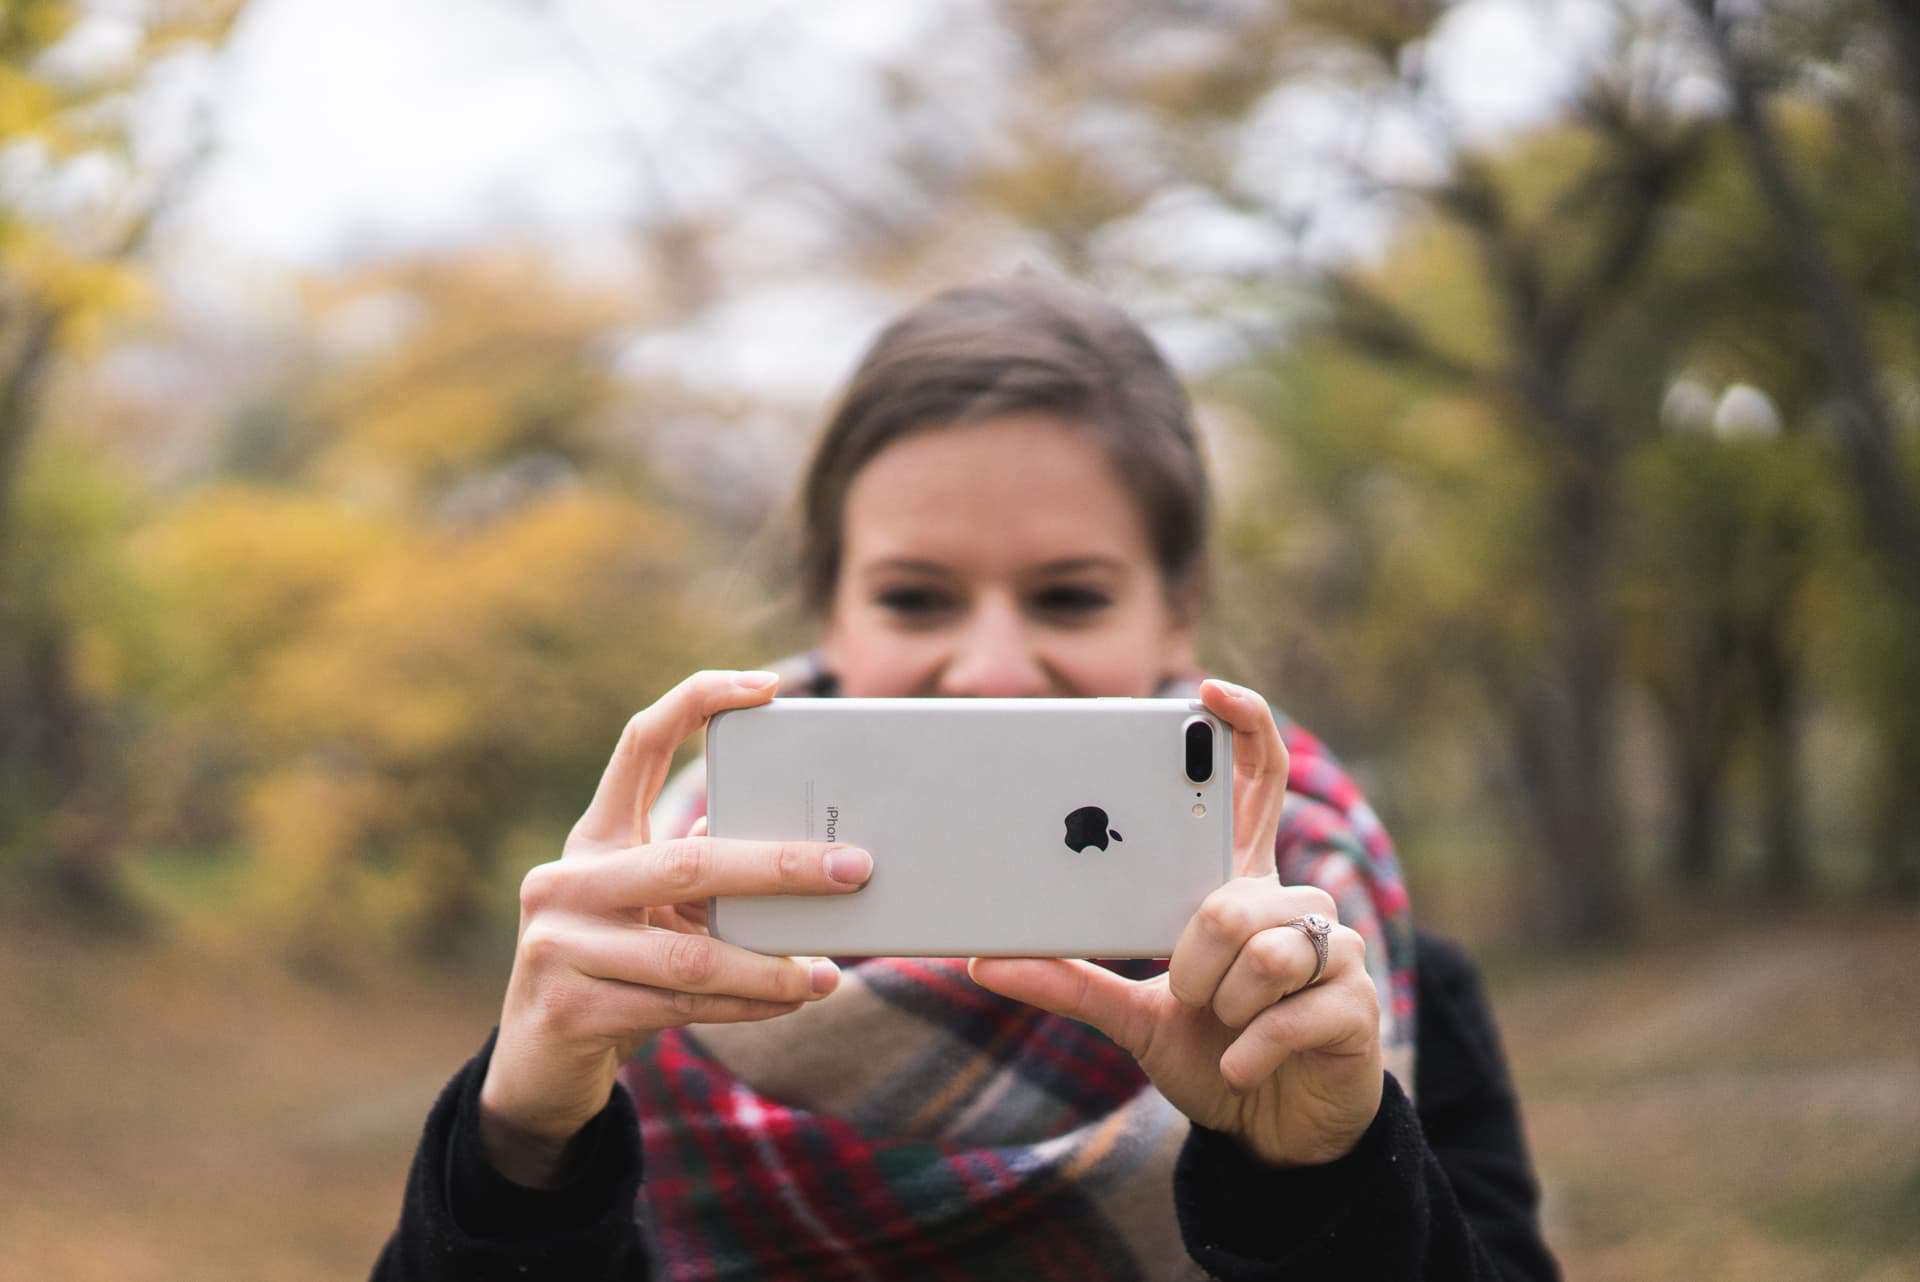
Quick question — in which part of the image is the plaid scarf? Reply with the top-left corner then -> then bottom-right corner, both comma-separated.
620,651 -> 1417,1279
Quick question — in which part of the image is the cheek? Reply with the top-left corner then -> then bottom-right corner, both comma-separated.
826,609 -> 939,696
1049,635 -> 1165,695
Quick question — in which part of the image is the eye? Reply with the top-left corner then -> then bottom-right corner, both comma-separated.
1035,585 -> 1112,615
877,587 -> 951,616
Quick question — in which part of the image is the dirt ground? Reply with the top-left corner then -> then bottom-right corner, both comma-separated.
1,900 -> 1914,1281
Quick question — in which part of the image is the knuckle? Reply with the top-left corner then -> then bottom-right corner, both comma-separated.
1199,890 -> 1254,942
518,923 -> 568,969
774,842 -> 811,886
531,976 -> 591,1034
1164,959 -> 1203,1008
1340,979 -> 1380,1031
656,839 -> 710,895
774,959 -> 812,1003
1250,1002 -> 1298,1051
1334,924 -> 1367,962
519,861 -> 564,914
1247,932 -> 1295,982
614,709 -> 652,756
663,932 -> 717,986
666,987 -> 707,1019
1355,975 -> 1381,1019
1305,886 -> 1339,920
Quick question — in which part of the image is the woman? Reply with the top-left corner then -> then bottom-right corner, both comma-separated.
373,277 -> 1560,1280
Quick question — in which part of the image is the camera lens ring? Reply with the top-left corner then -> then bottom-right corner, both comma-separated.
1182,715 -> 1215,785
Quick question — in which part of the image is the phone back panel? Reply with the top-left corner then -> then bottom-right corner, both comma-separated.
704,697 -> 1233,958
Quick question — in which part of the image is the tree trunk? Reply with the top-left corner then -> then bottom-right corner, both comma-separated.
1672,741 -> 1725,884
1511,458 -> 1634,943
1878,0 -> 1920,308
1749,603 -> 1807,894
1870,756 -> 1920,900
1692,0 -> 1920,603
1667,609 -> 1742,884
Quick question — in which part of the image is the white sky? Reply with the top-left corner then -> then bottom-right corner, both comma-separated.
26,0 -> 1615,417
178,0 -> 1607,268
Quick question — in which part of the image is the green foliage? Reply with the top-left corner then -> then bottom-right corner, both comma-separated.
114,259 -> 724,964
8,248 -> 728,964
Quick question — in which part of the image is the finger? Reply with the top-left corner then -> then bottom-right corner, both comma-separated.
653,814 -> 714,927
649,900 -> 711,934
1168,879 -> 1339,1010
966,957 -> 1153,1059
1218,972 -> 1379,1091
1210,922 -> 1364,1030
1198,679 -> 1290,877
532,920 -> 842,1006
571,670 -> 780,850
580,975 -> 808,1036
524,838 -> 872,921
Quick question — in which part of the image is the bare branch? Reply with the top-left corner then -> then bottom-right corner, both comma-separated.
1688,0 -> 1920,600
1318,270 -> 1488,388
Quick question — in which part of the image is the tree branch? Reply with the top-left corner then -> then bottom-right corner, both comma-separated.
1688,0 -> 1920,601
1876,0 -> 1920,318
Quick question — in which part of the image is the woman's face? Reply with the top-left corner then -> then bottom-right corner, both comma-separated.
820,413 -> 1195,698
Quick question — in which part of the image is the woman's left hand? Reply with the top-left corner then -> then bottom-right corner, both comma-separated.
969,678 -> 1383,1167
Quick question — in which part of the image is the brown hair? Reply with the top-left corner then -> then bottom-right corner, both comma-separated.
790,274 -> 1215,625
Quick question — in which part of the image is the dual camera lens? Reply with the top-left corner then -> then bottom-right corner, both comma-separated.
1183,717 -> 1215,786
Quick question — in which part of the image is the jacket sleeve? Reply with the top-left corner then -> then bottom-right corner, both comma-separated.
1172,931 -> 1560,1281
369,1028 -> 650,1282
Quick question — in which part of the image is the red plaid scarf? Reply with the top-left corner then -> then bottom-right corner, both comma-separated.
620,652 -> 1417,1279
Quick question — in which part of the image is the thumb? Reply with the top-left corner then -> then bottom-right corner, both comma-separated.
967,957 -> 1149,1058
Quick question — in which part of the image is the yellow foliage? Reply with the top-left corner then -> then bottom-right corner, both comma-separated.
127,485 -> 397,700
3,226 -> 154,348
253,487 -> 689,760
68,622 -> 123,701
973,127 -> 1145,241
244,763 -> 381,881
0,65 -> 57,136
173,477 -> 722,955
291,250 -> 635,500
237,761 -> 395,958
345,381 -> 511,477
1395,393 -> 1502,474
140,0 -> 246,57
1362,220 -> 1502,373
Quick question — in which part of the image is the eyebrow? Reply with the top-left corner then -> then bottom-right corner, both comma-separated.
864,556 -> 1129,579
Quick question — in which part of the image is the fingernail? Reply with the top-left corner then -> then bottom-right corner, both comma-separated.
810,959 -> 840,995
827,847 -> 873,884
735,670 -> 779,690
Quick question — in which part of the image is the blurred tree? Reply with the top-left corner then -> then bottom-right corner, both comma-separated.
1683,0 -> 1920,606
1622,422 -> 1835,892
123,252 -> 727,963
1673,0 -> 1920,895
0,0 -> 244,913
936,0 -> 1920,927
1229,4 -> 1711,941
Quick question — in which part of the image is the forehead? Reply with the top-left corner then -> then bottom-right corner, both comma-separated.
841,414 -> 1153,568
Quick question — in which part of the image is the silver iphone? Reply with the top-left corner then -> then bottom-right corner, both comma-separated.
704,697 -> 1234,958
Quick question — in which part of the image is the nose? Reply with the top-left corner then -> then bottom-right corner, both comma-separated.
935,592 -> 1056,697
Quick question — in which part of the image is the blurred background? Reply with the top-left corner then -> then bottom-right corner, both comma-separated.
1,0 -> 1916,1277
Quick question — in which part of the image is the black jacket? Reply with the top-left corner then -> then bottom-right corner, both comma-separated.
372,929 -> 1560,1280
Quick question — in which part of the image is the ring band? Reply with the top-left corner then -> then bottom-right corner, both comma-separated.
1282,913 -> 1332,989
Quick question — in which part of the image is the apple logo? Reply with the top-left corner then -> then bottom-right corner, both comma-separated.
1063,805 -> 1124,853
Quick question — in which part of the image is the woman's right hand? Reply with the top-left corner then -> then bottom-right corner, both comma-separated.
476,669 -> 874,1188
